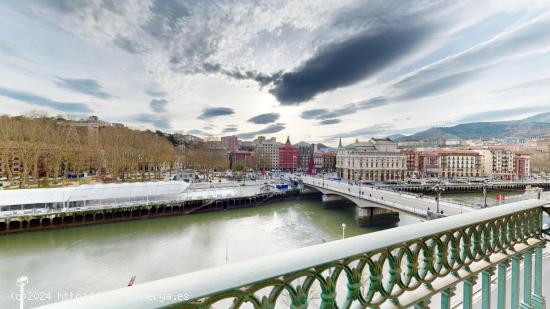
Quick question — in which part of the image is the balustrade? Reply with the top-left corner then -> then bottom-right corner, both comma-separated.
41,199 -> 548,309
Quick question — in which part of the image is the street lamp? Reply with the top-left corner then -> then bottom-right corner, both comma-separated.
16,276 -> 28,309
432,184 -> 444,215
341,223 -> 346,239
482,180 -> 488,208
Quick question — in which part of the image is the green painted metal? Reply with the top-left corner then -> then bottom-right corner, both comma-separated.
520,249 -> 534,309
440,286 -> 455,309
532,243 -> 546,309
463,276 -> 476,309
481,267 -> 494,309
497,260 -> 508,309
512,254 -> 521,309
129,206 -> 547,308
40,201 -> 548,309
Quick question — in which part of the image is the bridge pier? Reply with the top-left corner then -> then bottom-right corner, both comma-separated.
357,207 -> 400,227
321,194 -> 354,209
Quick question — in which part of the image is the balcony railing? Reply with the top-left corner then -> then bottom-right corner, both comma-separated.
40,199 -> 548,309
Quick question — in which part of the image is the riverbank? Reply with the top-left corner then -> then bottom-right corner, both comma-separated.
0,189 -> 315,235
0,199 -> 419,308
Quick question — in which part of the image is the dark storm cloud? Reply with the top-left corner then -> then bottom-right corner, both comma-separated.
198,107 -> 235,120
0,86 -> 92,113
133,114 -> 171,129
301,96 -> 388,120
199,63 -> 281,87
247,112 -> 280,124
237,123 -> 286,139
256,123 -> 286,134
301,109 -> 329,119
54,77 -> 113,99
319,119 -> 340,125
393,69 -> 483,101
269,23 -> 431,105
150,98 -> 168,113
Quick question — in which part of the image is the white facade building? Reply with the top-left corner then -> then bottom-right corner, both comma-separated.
336,138 -> 406,181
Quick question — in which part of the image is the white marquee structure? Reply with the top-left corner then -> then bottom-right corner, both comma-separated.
0,181 -> 190,212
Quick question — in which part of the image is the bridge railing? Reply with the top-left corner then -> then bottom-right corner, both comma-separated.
41,200 -> 548,309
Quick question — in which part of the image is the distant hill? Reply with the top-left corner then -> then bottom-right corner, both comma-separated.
521,112 -> 550,123
398,112 -> 550,141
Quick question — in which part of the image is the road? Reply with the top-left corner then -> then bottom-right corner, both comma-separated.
303,176 -> 475,217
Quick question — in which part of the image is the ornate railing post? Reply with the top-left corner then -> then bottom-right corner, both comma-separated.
497,260 -> 509,309
440,285 -> 456,309
512,254 -> 522,308
532,243 -> 546,309
463,275 -> 477,309
481,267 -> 495,309
520,249 -> 534,309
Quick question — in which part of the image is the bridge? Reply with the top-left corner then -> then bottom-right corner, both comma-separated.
39,199 -> 549,309
301,176 -> 474,225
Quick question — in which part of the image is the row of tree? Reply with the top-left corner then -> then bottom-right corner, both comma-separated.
0,115 -> 229,187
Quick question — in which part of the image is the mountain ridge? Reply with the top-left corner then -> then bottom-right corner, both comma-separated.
396,112 -> 550,141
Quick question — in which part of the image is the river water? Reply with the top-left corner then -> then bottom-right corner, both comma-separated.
0,198 -> 422,308
0,190 -> 527,308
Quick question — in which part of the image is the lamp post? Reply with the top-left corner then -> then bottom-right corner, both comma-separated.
341,223 -> 346,239
432,184 -> 444,215
482,180 -> 488,208
16,276 -> 28,309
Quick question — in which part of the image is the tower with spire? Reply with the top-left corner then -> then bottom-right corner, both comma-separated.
338,137 -> 342,148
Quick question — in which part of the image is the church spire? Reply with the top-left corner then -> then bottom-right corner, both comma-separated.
338,137 -> 342,148
286,135 -> 291,145
355,138 -> 359,143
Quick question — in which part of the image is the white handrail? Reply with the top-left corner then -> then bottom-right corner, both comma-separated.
38,199 -> 547,309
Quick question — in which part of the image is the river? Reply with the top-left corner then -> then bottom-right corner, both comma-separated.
0,198 -> 421,308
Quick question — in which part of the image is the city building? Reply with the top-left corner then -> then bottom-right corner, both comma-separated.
221,135 -> 239,151
278,137 -> 299,171
255,137 -> 279,169
491,148 -> 516,180
174,134 -> 203,146
336,138 -> 406,181
419,150 -> 482,178
229,150 -> 254,168
313,150 -> 336,173
476,149 -> 494,177
0,150 -> 21,177
401,149 -> 419,177
295,142 -> 314,171
514,153 -> 531,179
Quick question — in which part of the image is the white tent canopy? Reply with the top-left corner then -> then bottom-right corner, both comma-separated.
0,181 -> 190,207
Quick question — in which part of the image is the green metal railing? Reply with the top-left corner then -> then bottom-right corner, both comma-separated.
40,200 -> 548,309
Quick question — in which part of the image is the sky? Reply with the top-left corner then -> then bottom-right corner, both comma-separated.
1,0 -> 550,145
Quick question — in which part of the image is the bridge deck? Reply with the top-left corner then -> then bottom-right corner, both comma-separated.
303,176 -> 475,217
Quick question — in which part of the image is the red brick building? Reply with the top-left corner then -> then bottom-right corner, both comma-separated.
514,153 -> 531,179
278,137 -> 298,171
401,149 -> 419,177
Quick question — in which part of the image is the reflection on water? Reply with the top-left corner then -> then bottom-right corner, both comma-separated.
0,198 -> 419,307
